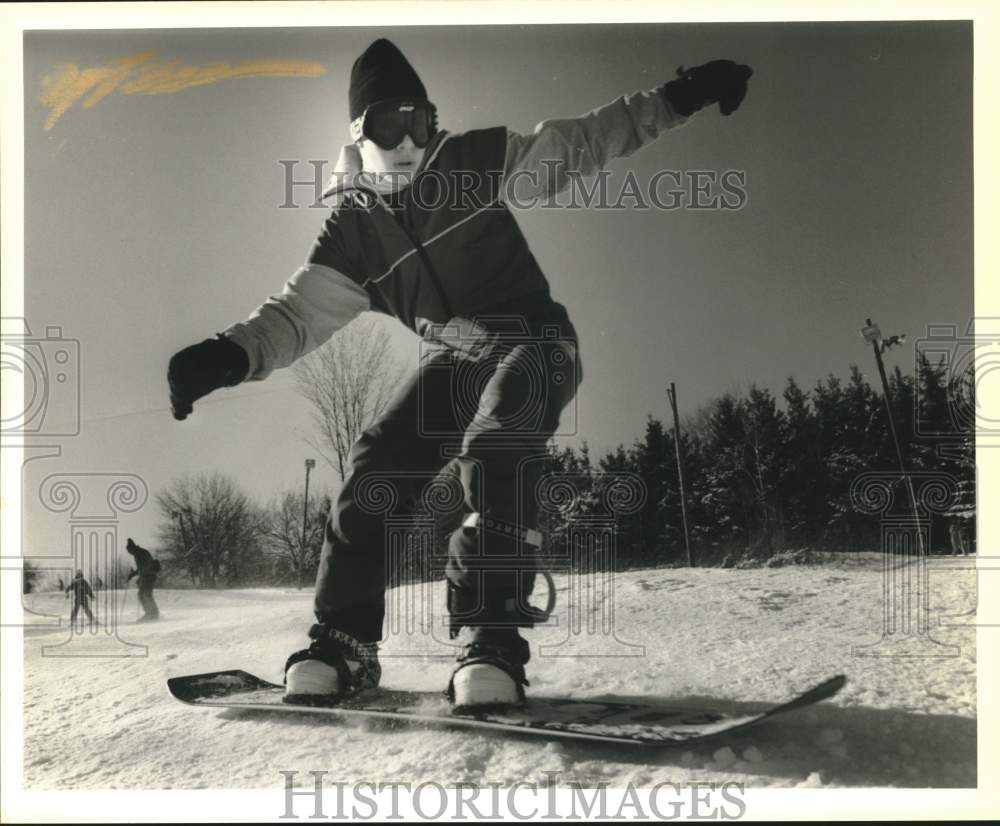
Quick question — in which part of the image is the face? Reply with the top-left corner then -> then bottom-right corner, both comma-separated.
356,133 -> 426,184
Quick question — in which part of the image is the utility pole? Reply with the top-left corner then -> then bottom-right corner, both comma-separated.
860,318 -> 925,556
667,382 -> 694,567
301,459 -> 316,590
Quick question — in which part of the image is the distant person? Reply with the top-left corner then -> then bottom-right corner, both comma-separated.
65,570 -> 96,628
125,538 -> 161,621
949,519 -> 969,557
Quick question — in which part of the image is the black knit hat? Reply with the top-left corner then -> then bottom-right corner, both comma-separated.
349,39 -> 428,120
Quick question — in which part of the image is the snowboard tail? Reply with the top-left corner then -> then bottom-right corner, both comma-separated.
167,670 -> 846,747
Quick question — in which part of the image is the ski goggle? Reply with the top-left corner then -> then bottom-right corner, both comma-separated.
350,99 -> 438,149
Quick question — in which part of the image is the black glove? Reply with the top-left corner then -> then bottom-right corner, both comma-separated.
168,335 -> 249,421
661,59 -> 753,117
126,537 -> 136,552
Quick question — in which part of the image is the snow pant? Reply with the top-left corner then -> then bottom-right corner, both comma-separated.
313,309 -> 582,644
137,574 -> 159,618
70,601 -> 95,626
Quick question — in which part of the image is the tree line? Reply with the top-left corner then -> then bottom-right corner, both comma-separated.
536,354 -> 975,570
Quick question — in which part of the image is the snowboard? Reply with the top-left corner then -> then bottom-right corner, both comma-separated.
167,670 -> 847,747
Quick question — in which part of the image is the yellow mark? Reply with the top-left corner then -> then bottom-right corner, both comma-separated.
40,52 -> 326,130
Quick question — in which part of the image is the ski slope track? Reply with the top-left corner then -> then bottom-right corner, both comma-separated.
21,559 -> 977,789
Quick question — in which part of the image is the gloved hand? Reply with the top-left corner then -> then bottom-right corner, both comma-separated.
661,59 -> 753,117
167,335 -> 249,421
126,538 -> 136,552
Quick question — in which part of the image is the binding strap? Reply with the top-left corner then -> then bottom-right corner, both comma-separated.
446,640 -> 530,704
283,646 -> 353,698
283,625 -> 381,701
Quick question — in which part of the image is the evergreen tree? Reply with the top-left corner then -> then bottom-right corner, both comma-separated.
701,393 -> 753,555
633,417 -> 673,564
743,386 -> 788,553
597,443 -> 642,568
781,377 -> 825,544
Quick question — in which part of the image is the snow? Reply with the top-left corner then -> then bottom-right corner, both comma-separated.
19,559 -> 977,789
814,728 -> 844,747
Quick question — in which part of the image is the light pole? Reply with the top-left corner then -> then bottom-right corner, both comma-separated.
860,318 -> 925,556
301,459 -> 316,589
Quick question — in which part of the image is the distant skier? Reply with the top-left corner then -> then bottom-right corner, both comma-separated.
168,39 -> 752,707
65,570 -> 96,628
125,538 -> 161,621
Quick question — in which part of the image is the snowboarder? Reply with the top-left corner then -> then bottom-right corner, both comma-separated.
125,537 -> 161,621
167,39 -> 752,707
65,570 -> 96,628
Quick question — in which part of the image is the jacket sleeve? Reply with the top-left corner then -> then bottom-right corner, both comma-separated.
502,84 -> 689,202
221,262 -> 371,382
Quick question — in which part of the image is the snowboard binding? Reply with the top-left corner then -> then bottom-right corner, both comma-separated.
283,624 -> 381,706
447,627 -> 531,710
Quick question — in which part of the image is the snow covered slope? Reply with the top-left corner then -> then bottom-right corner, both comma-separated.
20,561 -> 977,789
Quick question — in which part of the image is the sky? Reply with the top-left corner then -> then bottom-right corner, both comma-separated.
14,20 -> 973,557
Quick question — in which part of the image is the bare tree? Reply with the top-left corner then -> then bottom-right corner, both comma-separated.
292,314 -> 405,481
156,472 -> 266,587
261,489 -> 329,589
